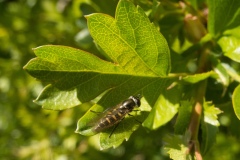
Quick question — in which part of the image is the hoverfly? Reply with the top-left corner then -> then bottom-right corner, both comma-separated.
91,94 -> 142,138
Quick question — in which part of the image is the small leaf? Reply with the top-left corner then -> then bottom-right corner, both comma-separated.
182,71 -> 216,83
201,101 -> 222,155
210,55 -> 230,87
222,63 -> 240,82
203,101 -> 222,126
232,84 -> 240,120
218,27 -> 240,63
164,135 -> 192,160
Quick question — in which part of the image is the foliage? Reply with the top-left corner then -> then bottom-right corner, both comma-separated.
2,0 -> 240,159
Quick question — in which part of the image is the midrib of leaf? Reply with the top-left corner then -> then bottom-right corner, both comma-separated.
33,46 -> 124,73
32,45 -> 164,77
116,5 -> 160,75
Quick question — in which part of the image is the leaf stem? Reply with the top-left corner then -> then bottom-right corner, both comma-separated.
187,47 -> 210,159
188,80 -> 206,160
168,73 -> 189,77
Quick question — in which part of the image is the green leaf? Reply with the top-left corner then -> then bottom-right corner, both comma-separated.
208,0 -> 240,36
86,0 -> 170,76
203,101 -> 222,126
142,80 -> 181,130
24,0 -> 172,149
34,84 -> 81,110
24,45 -> 131,106
98,111 -> 147,149
222,63 -> 240,83
232,84 -> 240,120
182,71 -> 216,83
164,134 -> 193,160
201,121 -> 218,155
210,55 -> 230,87
76,96 -> 149,149
201,101 -> 222,155
218,27 -> 240,63
174,101 -> 193,134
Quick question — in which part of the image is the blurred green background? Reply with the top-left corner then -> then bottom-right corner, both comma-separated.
1,0 -> 240,160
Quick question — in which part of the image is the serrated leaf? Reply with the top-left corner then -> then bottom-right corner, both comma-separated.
164,135 -> 192,160
232,84 -> 240,120
203,101 -> 222,126
86,0 -> 170,76
201,101 -> 222,155
23,0 -> 172,149
208,0 -> 240,36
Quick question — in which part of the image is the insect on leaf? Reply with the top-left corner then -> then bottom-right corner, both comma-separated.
24,0 -> 172,149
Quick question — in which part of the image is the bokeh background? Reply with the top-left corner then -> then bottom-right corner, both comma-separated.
1,0 -> 240,160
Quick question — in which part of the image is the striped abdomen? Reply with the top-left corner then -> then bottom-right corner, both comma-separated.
93,108 -> 128,132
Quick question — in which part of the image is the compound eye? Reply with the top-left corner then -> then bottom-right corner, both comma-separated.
130,96 -> 141,107
136,100 -> 141,107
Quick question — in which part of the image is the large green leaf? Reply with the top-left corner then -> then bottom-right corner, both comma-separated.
23,0 -> 172,149
208,0 -> 240,36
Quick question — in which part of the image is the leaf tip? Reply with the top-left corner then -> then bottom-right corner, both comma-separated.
84,14 -> 93,19
84,15 -> 89,19
22,64 -> 27,70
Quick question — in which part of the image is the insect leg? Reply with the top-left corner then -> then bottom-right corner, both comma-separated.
109,117 -> 125,138
128,114 -> 142,124
90,110 -> 102,114
109,123 -> 119,138
132,110 -> 140,112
